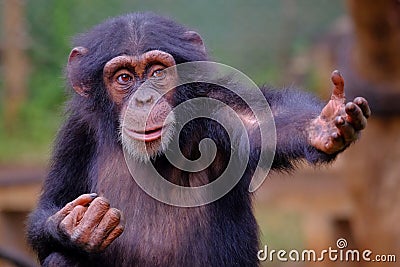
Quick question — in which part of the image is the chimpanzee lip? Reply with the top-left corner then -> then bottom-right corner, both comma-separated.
124,125 -> 164,142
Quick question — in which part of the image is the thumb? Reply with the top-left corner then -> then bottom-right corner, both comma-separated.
330,70 -> 345,101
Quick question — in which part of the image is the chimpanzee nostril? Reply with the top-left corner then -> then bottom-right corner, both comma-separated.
146,95 -> 154,103
135,91 -> 155,106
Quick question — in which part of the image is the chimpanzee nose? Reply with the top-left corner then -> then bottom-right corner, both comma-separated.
135,90 -> 155,106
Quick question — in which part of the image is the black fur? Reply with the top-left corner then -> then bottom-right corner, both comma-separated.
27,12 -> 337,267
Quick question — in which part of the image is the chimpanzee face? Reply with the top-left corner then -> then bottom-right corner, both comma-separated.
102,50 -> 178,162
67,14 -> 206,163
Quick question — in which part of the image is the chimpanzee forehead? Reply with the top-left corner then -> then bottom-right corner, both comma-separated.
103,50 -> 176,78
71,12 -> 207,77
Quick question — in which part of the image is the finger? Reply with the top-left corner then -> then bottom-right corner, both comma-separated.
57,193 -> 97,218
89,208 -> 122,249
323,130 -> 344,153
324,136 -> 339,153
337,120 -> 356,142
59,205 -> 87,236
334,116 -> 345,127
324,134 -> 335,152
331,131 -> 342,142
99,224 -> 125,251
331,70 -> 345,101
345,102 -> 367,130
73,197 -> 110,243
354,97 -> 371,119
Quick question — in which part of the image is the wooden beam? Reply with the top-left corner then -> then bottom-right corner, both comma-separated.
1,0 -> 29,133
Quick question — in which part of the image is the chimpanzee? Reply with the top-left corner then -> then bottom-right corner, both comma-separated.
27,12 -> 370,267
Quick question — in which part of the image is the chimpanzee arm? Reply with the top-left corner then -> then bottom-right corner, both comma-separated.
263,87 -> 333,170
27,115 -> 124,266
27,116 -> 94,263
262,71 -> 370,170
209,71 -> 369,171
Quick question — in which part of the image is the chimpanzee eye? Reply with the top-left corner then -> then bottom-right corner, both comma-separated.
117,74 -> 133,85
152,69 -> 165,78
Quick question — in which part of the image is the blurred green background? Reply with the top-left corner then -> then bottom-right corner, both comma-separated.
0,0 -> 344,164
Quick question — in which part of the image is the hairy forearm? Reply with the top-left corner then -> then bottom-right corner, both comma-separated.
263,87 -> 337,169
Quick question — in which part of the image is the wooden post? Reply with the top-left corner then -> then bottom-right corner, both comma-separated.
347,0 -> 400,86
1,0 -> 29,133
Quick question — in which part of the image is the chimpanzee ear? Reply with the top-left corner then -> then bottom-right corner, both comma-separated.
68,46 -> 89,97
183,31 -> 206,55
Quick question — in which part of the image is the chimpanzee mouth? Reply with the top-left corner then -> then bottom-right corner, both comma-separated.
124,126 -> 164,142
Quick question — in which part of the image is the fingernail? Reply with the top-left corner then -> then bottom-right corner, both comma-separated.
336,116 -> 345,125
325,143 -> 330,149
90,193 -> 98,199
346,103 -> 355,111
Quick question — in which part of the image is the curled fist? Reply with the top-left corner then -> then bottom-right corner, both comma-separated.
47,193 -> 124,253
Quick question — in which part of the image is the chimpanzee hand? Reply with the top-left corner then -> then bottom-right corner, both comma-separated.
308,70 -> 371,154
46,193 -> 124,253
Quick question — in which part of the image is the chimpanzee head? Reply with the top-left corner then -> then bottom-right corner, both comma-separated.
66,12 -> 208,162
